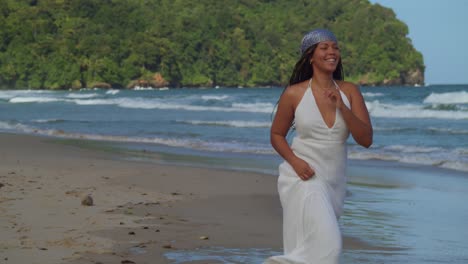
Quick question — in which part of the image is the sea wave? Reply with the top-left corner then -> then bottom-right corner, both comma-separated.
362,92 -> 384,98
349,145 -> 468,172
72,98 -> 274,113
177,120 -> 271,128
132,86 -> 169,91
33,119 -> 66,123
66,93 -> 100,99
0,121 -> 33,131
1,119 -> 467,172
383,145 -> 443,153
427,127 -> 468,135
201,95 -> 230,100
423,91 -> 468,104
373,126 -> 417,132
9,97 -> 62,103
366,100 -> 468,119
6,94 -> 274,113
373,126 -> 468,135
0,120 -> 272,154
106,89 -> 120,95
0,90 -> 54,100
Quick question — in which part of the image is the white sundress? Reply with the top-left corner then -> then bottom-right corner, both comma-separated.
265,79 -> 350,264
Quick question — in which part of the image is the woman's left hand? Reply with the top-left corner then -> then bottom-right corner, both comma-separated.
323,88 -> 344,110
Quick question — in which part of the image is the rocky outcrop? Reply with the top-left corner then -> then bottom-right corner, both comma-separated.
127,72 -> 169,89
359,68 -> 424,86
401,69 -> 424,86
381,69 -> 424,86
90,82 -> 112,89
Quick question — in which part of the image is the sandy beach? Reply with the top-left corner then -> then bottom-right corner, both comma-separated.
0,133 -> 383,264
2,132 -> 467,263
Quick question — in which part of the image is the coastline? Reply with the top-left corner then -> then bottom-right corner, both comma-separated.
1,132 -> 467,263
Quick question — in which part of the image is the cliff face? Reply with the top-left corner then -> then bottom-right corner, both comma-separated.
379,69 -> 425,86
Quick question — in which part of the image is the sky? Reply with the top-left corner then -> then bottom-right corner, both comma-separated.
368,0 -> 468,85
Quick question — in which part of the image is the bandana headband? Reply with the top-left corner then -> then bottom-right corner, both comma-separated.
300,29 -> 338,54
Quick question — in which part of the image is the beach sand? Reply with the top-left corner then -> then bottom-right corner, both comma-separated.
0,133 -> 389,264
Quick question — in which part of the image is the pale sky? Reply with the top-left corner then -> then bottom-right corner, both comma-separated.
368,0 -> 468,85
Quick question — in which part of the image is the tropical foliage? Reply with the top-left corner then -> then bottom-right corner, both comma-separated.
0,0 -> 424,89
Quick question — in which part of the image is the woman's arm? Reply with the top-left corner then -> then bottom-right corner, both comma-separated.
271,87 -> 315,180
338,84 -> 373,148
323,82 -> 373,148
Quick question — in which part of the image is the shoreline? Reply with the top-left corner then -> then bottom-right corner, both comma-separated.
51,133 -> 468,177
2,132 -> 466,263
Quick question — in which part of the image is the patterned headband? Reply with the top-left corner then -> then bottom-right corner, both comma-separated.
300,29 -> 338,54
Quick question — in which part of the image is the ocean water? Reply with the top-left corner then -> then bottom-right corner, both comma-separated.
0,84 -> 467,172
1,85 -> 468,263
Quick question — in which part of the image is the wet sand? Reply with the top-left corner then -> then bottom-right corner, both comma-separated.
0,133 -> 392,264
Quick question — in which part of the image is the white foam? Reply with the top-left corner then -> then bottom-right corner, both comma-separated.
423,91 -> 468,104
349,145 -> 468,172
427,127 -> 468,135
0,121 -> 32,131
66,93 -> 99,99
201,95 -> 229,100
73,98 -> 115,105
231,102 -> 275,113
61,96 -> 273,113
4,125 -> 273,154
440,161 -> 468,172
133,86 -> 155,90
362,92 -> 384,98
73,97 -> 273,113
9,97 -> 61,103
179,120 -> 271,128
0,90 -> 54,100
106,89 -> 120,95
384,145 -> 443,153
366,100 -> 468,120
33,119 -> 64,123
373,126 -> 414,132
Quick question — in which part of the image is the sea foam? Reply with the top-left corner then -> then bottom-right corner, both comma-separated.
366,100 -> 468,120
423,91 -> 468,104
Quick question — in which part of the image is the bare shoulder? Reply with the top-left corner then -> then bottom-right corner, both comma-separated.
281,80 -> 309,108
336,80 -> 363,102
336,80 -> 360,94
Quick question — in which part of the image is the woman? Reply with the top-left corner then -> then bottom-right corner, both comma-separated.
265,29 -> 373,264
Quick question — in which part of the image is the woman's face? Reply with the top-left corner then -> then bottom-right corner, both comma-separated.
310,41 -> 340,73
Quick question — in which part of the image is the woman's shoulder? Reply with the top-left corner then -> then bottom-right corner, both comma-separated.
336,80 -> 364,105
336,80 -> 359,91
283,80 -> 309,98
336,80 -> 362,97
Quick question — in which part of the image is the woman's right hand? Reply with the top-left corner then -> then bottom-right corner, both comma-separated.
290,157 -> 315,181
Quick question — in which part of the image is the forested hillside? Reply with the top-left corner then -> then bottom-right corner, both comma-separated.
0,0 -> 424,89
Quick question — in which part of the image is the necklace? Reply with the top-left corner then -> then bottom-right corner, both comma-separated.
309,78 -> 336,92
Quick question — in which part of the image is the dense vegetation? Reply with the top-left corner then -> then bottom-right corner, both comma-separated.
0,0 -> 424,89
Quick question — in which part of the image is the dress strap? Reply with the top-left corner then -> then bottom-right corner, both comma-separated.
332,79 -> 340,89
308,78 -> 313,89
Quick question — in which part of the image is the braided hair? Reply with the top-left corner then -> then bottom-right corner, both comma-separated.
272,44 -> 344,134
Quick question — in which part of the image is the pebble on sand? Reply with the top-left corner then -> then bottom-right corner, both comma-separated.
81,195 -> 94,206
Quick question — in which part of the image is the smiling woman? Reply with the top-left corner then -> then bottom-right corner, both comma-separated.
266,29 -> 373,264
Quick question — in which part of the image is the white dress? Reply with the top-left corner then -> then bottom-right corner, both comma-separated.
265,79 -> 350,264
